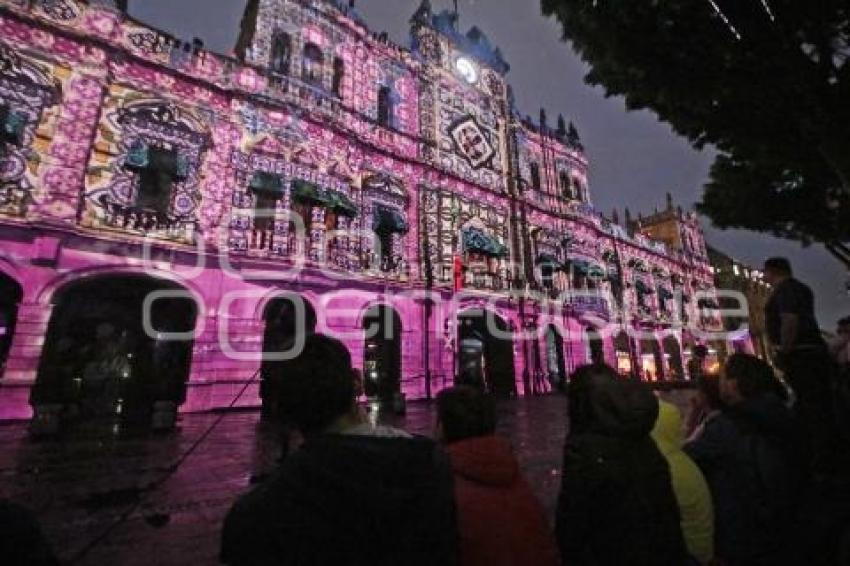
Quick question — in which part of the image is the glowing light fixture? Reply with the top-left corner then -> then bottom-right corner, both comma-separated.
455,57 -> 478,84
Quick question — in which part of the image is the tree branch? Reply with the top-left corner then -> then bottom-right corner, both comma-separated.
825,242 -> 850,269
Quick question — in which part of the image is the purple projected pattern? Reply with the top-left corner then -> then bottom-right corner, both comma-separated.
0,0 -> 742,423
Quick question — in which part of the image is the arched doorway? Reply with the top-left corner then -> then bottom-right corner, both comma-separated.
457,309 -> 516,397
34,275 -> 197,426
639,337 -> 664,382
545,325 -> 567,389
662,335 -> 684,381
0,274 -> 22,378
261,294 -> 317,415
584,326 -> 605,365
614,330 -> 632,377
362,305 -> 402,405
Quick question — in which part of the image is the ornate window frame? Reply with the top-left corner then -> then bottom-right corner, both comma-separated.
0,45 -> 60,217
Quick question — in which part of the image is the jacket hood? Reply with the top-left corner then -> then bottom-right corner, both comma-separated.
651,400 -> 685,456
571,374 -> 659,439
446,435 -> 519,487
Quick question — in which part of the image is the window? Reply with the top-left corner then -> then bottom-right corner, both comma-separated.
541,263 -> 554,290
559,171 -> 572,199
530,163 -> 541,192
575,180 -> 586,202
126,143 -> 188,215
302,43 -> 324,86
249,172 -> 284,232
332,57 -> 344,97
270,32 -> 292,74
372,205 -> 408,271
378,231 -> 394,271
1,104 -> 26,147
289,199 -> 313,250
377,86 -> 393,128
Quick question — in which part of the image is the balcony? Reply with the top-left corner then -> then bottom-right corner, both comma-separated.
263,74 -> 342,122
465,269 -> 507,292
103,203 -> 195,242
566,294 -> 611,320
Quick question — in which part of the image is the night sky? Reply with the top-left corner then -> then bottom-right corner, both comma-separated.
127,0 -> 849,329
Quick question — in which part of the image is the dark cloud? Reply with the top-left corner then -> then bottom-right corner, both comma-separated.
128,0 -> 849,328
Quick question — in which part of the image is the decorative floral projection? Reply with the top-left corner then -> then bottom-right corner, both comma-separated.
0,0 -> 725,421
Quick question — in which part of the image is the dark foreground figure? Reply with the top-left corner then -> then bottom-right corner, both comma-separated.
555,364 -> 687,566
685,354 -> 802,566
436,385 -> 559,566
221,335 -> 456,566
0,499 -> 58,566
763,257 -> 838,474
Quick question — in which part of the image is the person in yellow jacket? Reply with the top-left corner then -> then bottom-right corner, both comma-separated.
651,400 -> 715,565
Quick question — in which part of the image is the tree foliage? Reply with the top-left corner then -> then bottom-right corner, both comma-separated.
541,0 -> 850,265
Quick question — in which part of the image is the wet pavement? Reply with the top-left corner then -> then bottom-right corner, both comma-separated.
0,392 -> 693,566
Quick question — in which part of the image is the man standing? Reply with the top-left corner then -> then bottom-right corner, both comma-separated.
762,257 -> 834,473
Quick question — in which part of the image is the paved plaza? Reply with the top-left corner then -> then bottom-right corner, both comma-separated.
0,392 -> 693,566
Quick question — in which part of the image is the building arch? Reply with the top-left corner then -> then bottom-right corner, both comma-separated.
456,308 -> 516,397
613,330 -> 633,377
362,305 -> 403,405
639,336 -> 664,382
662,334 -> 684,380
259,292 -> 317,416
34,265 -> 206,312
545,324 -> 567,390
33,273 -> 199,427
583,325 -> 605,365
0,272 -> 23,379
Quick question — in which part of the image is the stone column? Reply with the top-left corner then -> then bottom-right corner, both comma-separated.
184,314 -> 264,412
0,302 -> 53,420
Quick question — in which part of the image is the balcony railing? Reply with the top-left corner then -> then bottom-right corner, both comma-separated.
566,295 -> 611,320
465,270 -> 507,292
103,203 -> 195,241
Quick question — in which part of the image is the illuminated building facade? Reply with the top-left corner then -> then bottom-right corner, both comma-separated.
0,0 -> 726,424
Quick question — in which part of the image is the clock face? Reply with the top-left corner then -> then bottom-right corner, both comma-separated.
455,57 -> 478,84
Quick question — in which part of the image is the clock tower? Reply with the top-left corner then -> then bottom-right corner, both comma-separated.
410,1 -> 511,193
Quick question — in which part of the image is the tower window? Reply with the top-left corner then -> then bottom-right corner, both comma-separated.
559,171 -> 572,199
302,43 -> 324,86
270,32 -> 292,74
332,57 -> 344,97
530,162 -> 541,192
377,86 -> 394,128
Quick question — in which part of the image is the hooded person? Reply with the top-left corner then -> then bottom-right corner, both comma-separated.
685,353 -> 802,566
220,334 -> 457,566
651,400 -> 715,565
436,386 -> 559,566
555,364 -> 687,566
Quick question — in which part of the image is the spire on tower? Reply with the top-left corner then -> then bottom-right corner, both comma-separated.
411,0 -> 433,24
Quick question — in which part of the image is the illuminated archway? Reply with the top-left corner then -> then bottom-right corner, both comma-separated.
545,325 -> 567,389
614,331 -> 632,377
662,335 -> 684,381
34,275 -> 197,426
362,305 -> 403,404
457,309 -> 515,397
260,294 -> 317,415
0,273 -> 22,378
639,337 -> 664,382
